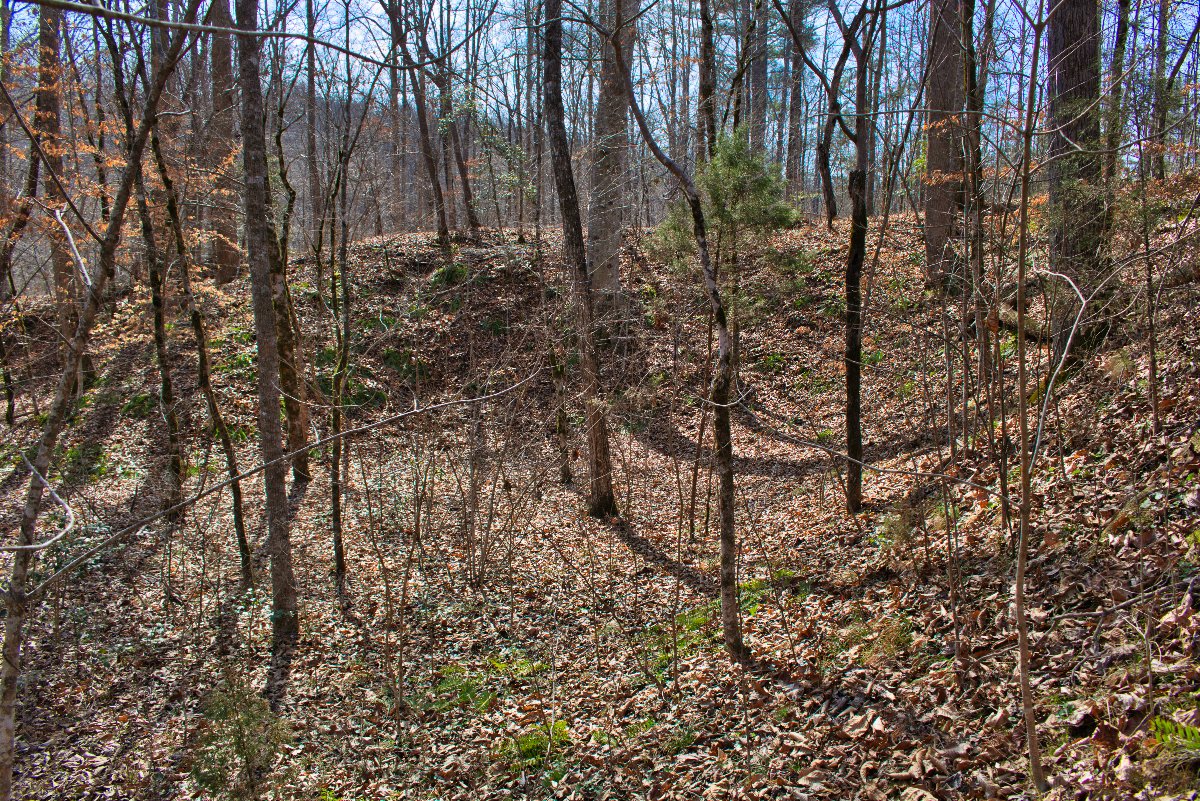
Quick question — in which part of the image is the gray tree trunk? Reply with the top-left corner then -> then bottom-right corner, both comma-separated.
236,0 -> 299,700
586,0 -> 636,308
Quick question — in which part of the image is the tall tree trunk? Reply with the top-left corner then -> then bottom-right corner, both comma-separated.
1046,0 -> 1107,352
439,70 -> 482,234
697,0 -> 718,163
586,0 -> 636,308
1150,0 -> 1169,180
305,0 -> 322,246
924,0 -> 965,288
544,0 -> 618,518
209,0 -> 240,284
35,7 -> 77,369
844,24 -> 870,515
0,144 -> 40,428
394,24 -> 451,246
748,0 -> 769,153
785,0 -> 806,195
1103,0 -> 1130,183
236,0 -> 299,699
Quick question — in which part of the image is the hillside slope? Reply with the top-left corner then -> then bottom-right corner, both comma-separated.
3,220 -> 1198,800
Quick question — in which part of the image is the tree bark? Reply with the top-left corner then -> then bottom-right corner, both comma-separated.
1046,0 -> 1107,352
924,0 -> 965,288
35,7 -> 78,368
545,0 -> 618,518
1102,0 -> 1130,183
236,0 -> 299,695
209,0 -> 240,284
586,0 -> 636,307
697,0 -> 718,164
135,171 -> 185,522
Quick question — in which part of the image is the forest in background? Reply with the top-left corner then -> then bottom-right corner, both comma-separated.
0,0 -> 1197,796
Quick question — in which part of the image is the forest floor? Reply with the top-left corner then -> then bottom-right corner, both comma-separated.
3,217 -> 1200,800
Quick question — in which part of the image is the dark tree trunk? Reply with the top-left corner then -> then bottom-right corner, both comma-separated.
697,0 -> 718,163
135,172 -> 185,522
150,129 -> 252,589
924,0 -> 965,288
1046,0 -> 1107,351
544,0 -> 618,518
1103,0 -> 1130,183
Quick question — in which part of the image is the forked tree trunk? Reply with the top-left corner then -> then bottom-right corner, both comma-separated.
150,128 -> 253,588
135,172 -> 185,520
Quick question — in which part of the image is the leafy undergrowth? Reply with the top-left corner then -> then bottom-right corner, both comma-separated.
2,220 -> 1198,800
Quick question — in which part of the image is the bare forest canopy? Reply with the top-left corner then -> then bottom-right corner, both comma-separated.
0,0 -> 1198,796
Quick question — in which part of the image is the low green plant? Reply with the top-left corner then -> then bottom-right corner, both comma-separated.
215,351 -> 255,378
430,262 -> 468,287
121,392 -> 156,419
1153,717 -> 1200,753
191,676 -> 291,801
496,719 -> 570,774
757,352 -> 786,374
432,665 -> 496,713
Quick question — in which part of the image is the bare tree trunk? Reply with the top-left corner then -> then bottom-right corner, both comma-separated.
844,21 -> 871,515
306,0 -> 322,246
747,0 -> 769,153
586,0 -> 636,307
399,41 -> 450,244
785,0 -> 806,195
135,171 -> 185,521
0,145 -> 40,427
1046,0 -> 1107,353
271,240 -> 311,483
924,0 -> 964,288
35,7 -> 77,369
545,0 -> 618,518
209,0 -> 240,284
1103,0 -> 1130,183
237,0 -> 299,700
697,0 -> 718,163
1150,0 -> 1168,180
1013,5 -> 1049,789
440,70 -> 482,234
